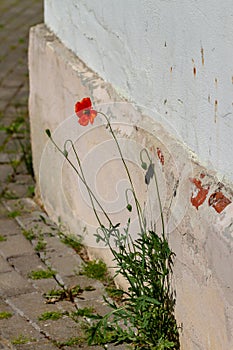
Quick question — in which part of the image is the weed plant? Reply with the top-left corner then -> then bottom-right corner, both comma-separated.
81,260 -> 108,281
38,311 -> 65,321
28,269 -> 56,280
0,311 -> 12,319
0,235 -> 7,242
46,98 -> 180,349
11,334 -> 36,345
59,232 -> 83,253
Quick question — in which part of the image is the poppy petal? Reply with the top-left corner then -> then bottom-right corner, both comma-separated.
75,97 -> 92,116
78,115 -> 90,126
89,110 -> 97,124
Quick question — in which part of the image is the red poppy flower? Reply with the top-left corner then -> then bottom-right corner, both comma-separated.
75,97 -> 97,126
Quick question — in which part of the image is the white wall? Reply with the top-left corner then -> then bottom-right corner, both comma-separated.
29,21 -> 233,350
45,0 -> 233,183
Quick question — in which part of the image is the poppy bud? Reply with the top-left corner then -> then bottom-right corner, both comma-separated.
127,204 -> 132,212
141,162 -> 147,170
45,129 -> 51,138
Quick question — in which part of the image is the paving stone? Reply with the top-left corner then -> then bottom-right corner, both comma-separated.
63,346 -> 103,350
0,270 -> 34,297
13,341 -> 58,350
0,164 -> 13,182
0,314 -> 43,344
75,298 -> 112,318
45,236 -> 77,255
1,77 -> 26,89
0,234 -> 33,259
46,252 -> 83,278
38,316 -> 84,343
0,337 -> 15,350
8,292 -> 63,323
30,277 -> 59,295
2,141 -> 20,153
0,154 -> 11,164
0,297 -> 15,313
0,256 -> 13,273
0,204 -> 8,218
0,87 -> 19,101
62,275 -> 105,295
0,218 -> 22,236
8,294 -> 84,344
4,199 -> 39,215
6,182 -> 31,199
0,131 -> 6,147
8,254 -> 45,279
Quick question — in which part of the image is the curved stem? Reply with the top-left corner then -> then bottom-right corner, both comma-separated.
49,136 -> 113,228
140,148 -> 151,167
64,140 -> 105,228
153,169 -> 165,238
140,148 -> 165,237
98,111 -> 144,231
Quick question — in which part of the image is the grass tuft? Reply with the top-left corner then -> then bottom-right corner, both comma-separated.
0,235 -> 7,242
11,334 -> 36,345
0,311 -> 13,319
81,260 -> 107,281
28,269 -> 56,280
38,311 -> 65,321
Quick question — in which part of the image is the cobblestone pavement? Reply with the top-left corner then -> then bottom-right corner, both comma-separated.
0,1 -> 127,349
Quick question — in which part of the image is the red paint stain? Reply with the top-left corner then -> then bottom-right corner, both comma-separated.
214,100 -> 218,123
157,147 -> 164,166
200,173 -> 205,179
201,47 -> 204,65
193,66 -> 196,77
208,191 -> 231,213
190,178 -> 209,209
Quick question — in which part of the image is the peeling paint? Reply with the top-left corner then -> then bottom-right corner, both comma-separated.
190,178 -> 209,209
208,191 -> 231,213
157,147 -> 164,165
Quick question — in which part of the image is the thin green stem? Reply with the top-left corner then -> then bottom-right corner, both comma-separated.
65,140 -> 104,228
153,172 -> 165,238
140,148 -> 165,237
49,136 -> 113,228
98,111 -> 144,231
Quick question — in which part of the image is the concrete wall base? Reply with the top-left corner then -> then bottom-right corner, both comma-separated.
29,24 -> 233,349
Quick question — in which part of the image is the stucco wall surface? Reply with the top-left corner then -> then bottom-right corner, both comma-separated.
44,0 -> 233,184
29,24 -> 233,350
